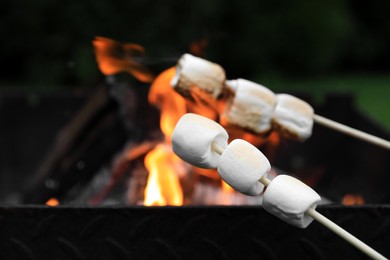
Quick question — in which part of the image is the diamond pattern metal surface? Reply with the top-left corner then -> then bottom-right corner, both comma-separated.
0,206 -> 388,259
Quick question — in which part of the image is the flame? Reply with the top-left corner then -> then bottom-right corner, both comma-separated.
342,194 -> 364,206
143,64 -> 269,206
46,198 -> 59,206
144,68 -> 188,206
148,67 -> 187,139
92,36 -> 154,83
222,181 -> 235,193
144,144 -> 183,206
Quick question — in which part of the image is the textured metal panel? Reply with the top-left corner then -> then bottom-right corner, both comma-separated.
0,206 -> 388,259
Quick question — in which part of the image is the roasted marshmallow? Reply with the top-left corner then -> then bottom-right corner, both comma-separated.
170,54 -> 226,102
262,175 -> 321,228
272,94 -> 314,141
217,139 -> 270,196
172,113 -> 229,169
222,79 -> 276,134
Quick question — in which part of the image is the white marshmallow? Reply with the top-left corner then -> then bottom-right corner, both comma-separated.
217,139 -> 270,196
222,79 -> 276,134
172,113 -> 229,169
272,94 -> 314,141
262,175 -> 321,228
170,54 -> 226,102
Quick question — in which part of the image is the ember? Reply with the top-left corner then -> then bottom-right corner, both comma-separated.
45,197 -> 59,206
342,194 -> 365,206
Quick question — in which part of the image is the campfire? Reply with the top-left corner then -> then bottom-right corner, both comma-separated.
88,37 -> 390,208
16,36 -> 389,209
2,36 -> 389,259
89,37 -> 290,206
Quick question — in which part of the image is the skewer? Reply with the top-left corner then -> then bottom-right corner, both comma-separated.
171,54 -> 390,150
173,113 -> 386,259
314,114 -> 390,150
212,141 -> 387,260
305,208 -> 387,260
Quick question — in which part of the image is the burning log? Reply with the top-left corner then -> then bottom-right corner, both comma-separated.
87,140 -> 159,205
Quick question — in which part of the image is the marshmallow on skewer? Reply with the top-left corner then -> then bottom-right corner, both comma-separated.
272,94 -> 314,141
172,113 -> 229,169
171,114 -> 387,259
218,139 -> 270,195
262,175 -> 321,228
170,54 -> 226,102
222,79 -> 277,134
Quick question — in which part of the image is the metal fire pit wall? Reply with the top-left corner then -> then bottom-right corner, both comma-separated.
0,206 -> 389,259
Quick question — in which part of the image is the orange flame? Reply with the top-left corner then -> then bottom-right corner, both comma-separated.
46,198 -> 59,206
342,194 -> 364,206
92,36 -> 154,83
148,67 -> 187,139
222,181 -> 235,193
144,144 -> 183,206
144,67 -> 188,206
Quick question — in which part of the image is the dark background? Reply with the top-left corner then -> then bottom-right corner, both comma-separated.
1,0 -> 389,87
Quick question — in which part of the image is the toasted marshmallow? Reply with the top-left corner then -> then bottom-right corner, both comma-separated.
222,79 -> 276,134
217,139 -> 270,196
262,175 -> 321,228
272,94 -> 314,141
172,113 -> 229,169
170,54 -> 226,102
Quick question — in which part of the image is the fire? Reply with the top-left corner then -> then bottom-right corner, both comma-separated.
92,36 -> 154,83
222,181 -> 235,193
342,194 -> 364,206
138,61 -> 273,206
92,38 -> 273,206
46,198 -> 59,206
148,67 -> 187,140
143,67 -> 188,205
144,144 -> 183,206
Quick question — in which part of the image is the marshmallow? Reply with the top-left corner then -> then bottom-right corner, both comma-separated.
217,139 -> 270,196
262,175 -> 321,228
272,94 -> 314,141
222,79 -> 276,134
172,113 -> 229,169
170,54 -> 226,102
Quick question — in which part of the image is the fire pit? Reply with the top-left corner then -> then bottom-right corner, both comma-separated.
1,39 -> 390,259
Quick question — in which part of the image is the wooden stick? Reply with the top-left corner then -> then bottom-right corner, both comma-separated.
314,114 -> 390,150
305,208 -> 387,260
211,141 -> 387,259
261,174 -> 387,259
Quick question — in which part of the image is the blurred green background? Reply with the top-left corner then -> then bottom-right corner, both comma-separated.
1,0 -> 389,127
